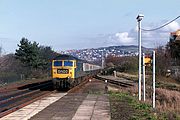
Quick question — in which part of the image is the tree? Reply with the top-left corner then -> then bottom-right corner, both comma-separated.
167,39 -> 180,65
39,46 -> 58,62
15,38 -> 60,78
156,46 -> 171,75
39,46 -> 59,70
15,38 -> 43,69
105,55 -> 138,74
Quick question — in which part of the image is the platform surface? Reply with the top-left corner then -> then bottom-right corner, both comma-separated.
1,93 -> 67,120
1,79 -> 110,120
29,93 -> 110,120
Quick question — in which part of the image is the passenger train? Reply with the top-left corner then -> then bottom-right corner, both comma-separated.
51,54 -> 101,89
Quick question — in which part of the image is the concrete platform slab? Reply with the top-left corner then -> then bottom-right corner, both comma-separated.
72,94 -> 110,120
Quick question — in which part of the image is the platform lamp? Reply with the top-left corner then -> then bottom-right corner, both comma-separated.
136,14 -> 144,101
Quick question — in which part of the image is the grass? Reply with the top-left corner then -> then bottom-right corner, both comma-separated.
116,72 -> 180,91
116,72 -> 138,81
156,82 -> 180,91
109,91 -> 156,120
108,72 -> 180,119
87,91 -> 103,95
109,91 -> 180,120
156,88 -> 180,113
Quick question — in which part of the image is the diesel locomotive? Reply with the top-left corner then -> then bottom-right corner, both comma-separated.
51,54 -> 101,89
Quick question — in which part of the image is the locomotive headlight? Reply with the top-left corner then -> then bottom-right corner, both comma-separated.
69,70 -> 72,74
53,69 -> 56,74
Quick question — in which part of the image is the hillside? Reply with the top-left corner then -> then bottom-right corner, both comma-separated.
60,45 -> 153,62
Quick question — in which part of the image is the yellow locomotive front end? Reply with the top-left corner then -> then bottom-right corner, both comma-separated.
52,60 -> 76,89
51,54 -> 101,89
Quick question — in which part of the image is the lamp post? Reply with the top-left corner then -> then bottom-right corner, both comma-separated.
152,51 -> 156,108
136,14 -> 144,101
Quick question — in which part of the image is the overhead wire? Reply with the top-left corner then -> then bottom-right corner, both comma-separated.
141,16 -> 180,31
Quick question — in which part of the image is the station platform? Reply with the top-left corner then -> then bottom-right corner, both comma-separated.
72,94 -> 110,120
1,93 -> 67,120
1,79 -> 110,120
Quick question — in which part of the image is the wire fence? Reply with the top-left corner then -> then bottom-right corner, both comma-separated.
0,73 -> 22,86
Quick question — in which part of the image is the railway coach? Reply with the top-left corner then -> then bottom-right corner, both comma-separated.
51,54 -> 101,89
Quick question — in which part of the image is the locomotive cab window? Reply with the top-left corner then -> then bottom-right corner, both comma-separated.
54,61 -> 62,66
64,61 -> 73,66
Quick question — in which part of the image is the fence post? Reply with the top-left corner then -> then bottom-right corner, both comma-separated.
113,70 -> 117,78
142,53 -> 146,101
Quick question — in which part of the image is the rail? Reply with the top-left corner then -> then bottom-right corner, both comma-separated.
95,75 -> 134,87
0,81 -> 53,118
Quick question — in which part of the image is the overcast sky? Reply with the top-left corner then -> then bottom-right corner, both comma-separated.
0,0 -> 180,54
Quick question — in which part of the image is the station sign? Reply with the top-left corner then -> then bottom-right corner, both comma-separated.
144,56 -> 151,66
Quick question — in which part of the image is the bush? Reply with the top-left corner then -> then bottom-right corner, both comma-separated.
105,56 -> 138,73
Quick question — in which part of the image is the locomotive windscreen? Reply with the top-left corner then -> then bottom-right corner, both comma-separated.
54,61 -> 62,66
64,61 -> 73,66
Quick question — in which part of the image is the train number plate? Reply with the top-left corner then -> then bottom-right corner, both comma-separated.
57,69 -> 69,74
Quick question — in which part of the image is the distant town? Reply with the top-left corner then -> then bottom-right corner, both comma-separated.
60,45 -> 153,61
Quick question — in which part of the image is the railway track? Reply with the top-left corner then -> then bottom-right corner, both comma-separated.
68,78 -> 89,93
0,80 -> 53,118
95,75 -> 134,87
0,77 -> 91,118
1,75 -> 126,118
